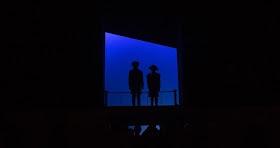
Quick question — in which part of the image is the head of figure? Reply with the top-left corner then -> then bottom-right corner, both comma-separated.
134,124 -> 142,134
131,61 -> 139,69
149,121 -> 157,128
149,65 -> 158,73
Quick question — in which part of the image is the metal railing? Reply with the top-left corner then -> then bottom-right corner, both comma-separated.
104,89 -> 177,106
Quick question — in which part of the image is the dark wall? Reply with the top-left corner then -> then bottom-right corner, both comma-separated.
102,2 -> 280,107
8,2 -> 104,109
104,16 -> 177,48
5,2 -> 280,148
181,2 -> 280,106
7,1 -> 280,109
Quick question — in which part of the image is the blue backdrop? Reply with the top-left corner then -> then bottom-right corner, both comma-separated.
105,32 -> 179,106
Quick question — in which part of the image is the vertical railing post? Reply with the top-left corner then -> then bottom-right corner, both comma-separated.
147,94 -> 148,106
105,91 -> 108,107
174,89 -> 177,105
160,92 -> 162,105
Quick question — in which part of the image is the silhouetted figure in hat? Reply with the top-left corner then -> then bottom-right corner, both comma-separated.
134,124 -> 142,136
147,65 -> 160,106
129,61 -> 144,106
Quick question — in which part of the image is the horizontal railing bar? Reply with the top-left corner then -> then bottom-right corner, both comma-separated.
108,92 -> 132,94
107,91 -> 174,94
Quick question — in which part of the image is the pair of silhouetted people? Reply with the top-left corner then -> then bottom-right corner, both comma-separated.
129,61 -> 160,106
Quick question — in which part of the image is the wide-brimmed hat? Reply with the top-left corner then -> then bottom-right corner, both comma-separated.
131,61 -> 139,67
149,65 -> 158,70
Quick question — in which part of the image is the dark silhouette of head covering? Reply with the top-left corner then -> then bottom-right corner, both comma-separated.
149,65 -> 158,71
131,61 -> 140,67
134,124 -> 142,136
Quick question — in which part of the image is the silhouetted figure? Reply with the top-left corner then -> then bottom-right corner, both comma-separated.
141,121 -> 160,136
147,65 -> 160,106
133,124 -> 142,148
129,61 -> 144,106
141,121 -> 161,148
134,124 -> 142,136
128,128 -> 134,136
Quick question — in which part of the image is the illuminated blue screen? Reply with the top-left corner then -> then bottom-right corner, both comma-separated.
105,32 -> 178,106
